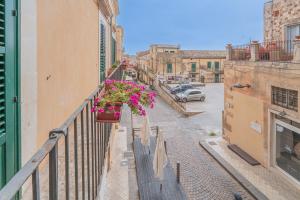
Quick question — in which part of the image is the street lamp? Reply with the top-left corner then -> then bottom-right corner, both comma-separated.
231,83 -> 251,89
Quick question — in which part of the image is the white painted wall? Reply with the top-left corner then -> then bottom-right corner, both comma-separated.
20,0 -> 38,165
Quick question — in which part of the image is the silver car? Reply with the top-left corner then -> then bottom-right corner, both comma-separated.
175,89 -> 206,102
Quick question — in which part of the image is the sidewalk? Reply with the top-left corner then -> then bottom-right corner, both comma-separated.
204,137 -> 300,200
98,126 -> 129,200
98,104 -> 139,200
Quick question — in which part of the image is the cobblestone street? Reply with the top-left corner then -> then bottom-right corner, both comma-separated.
130,83 -> 256,199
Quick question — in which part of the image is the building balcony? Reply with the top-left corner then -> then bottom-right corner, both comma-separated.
227,38 -> 300,63
0,66 -> 124,200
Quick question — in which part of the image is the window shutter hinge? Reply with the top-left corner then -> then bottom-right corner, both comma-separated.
12,10 -> 17,17
13,96 -> 18,103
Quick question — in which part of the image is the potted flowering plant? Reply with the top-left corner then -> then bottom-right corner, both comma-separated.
92,80 -> 156,123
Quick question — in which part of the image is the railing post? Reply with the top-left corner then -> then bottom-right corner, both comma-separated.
176,162 -> 180,183
49,142 -> 58,200
226,44 -> 233,61
250,41 -> 260,61
293,36 -> 300,63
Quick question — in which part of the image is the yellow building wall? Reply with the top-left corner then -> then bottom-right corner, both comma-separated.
230,92 -> 266,166
224,61 -> 300,167
37,0 -> 99,147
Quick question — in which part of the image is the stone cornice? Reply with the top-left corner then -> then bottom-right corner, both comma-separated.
99,0 -> 113,19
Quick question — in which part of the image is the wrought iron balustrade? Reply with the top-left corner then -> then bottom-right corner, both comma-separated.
258,40 -> 293,62
231,40 -> 294,62
0,66 -> 123,200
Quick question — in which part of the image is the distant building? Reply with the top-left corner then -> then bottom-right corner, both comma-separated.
224,0 -> 300,185
136,44 -> 226,85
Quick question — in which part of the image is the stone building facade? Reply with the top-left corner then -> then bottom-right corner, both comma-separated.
137,44 -> 226,85
264,0 -> 300,41
225,0 -> 300,187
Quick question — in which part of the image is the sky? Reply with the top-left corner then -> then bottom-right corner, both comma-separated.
117,0 -> 264,55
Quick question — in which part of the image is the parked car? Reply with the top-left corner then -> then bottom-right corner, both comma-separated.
170,84 -> 193,94
175,89 -> 206,102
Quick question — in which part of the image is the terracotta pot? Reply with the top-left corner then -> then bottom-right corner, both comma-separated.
96,102 -> 123,123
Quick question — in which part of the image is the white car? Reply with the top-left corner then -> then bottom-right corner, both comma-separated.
175,89 -> 206,102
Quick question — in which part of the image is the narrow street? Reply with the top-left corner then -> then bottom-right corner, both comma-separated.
130,83 -> 255,199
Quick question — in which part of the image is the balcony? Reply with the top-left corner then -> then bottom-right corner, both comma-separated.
227,39 -> 300,63
0,67 -> 124,200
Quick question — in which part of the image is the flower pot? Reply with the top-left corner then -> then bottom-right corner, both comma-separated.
96,102 -> 123,123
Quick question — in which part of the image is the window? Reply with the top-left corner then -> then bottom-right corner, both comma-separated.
275,121 -> 300,182
272,86 -> 298,111
214,62 -> 220,71
111,38 -> 116,65
190,91 -> 201,95
167,63 -> 173,73
191,63 -> 196,72
207,61 -> 212,69
286,24 -> 300,41
170,51 -> 175,53
286,24 -> 300,53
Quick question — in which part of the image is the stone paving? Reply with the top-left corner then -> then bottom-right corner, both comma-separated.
166,135 -> 254,200
205,137 -> 300,200
129,84 -> 257,200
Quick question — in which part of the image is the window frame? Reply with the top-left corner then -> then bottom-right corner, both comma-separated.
272,86 -> 298,111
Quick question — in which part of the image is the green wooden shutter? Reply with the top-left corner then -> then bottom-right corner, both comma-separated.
167,63 -> 172,73
0,0 -> 19,189
191,63 -> 196,72
111,38 -> 116,65
207,61 -> 211,69
0,0 -> 5,187
100,24 -> 106,82
215,62 -> 220,71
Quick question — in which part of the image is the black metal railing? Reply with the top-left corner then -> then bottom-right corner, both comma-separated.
258,40 -> 294,62
231,40 -> 294,62
0,66 -> 123,200
231,44 -> 251,61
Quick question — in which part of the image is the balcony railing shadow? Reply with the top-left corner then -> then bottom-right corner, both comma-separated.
0,66 -> 124,200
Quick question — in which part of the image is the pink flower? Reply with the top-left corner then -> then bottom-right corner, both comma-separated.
114,111 -> 121,118
105,79 -> 113,85
98,108 -> 105,113
108,106 -> 115,111
111,87 -> 117,91
139,85 -> 145,91
150,103 -> 154,109
130,94 -> 140,106
91,107 -> 97,113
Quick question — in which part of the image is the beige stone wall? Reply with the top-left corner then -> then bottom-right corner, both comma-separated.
264,0 -> 300,41
224,61 -> 300,166
116,26 -> 124,62
36,0 -> 100,148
